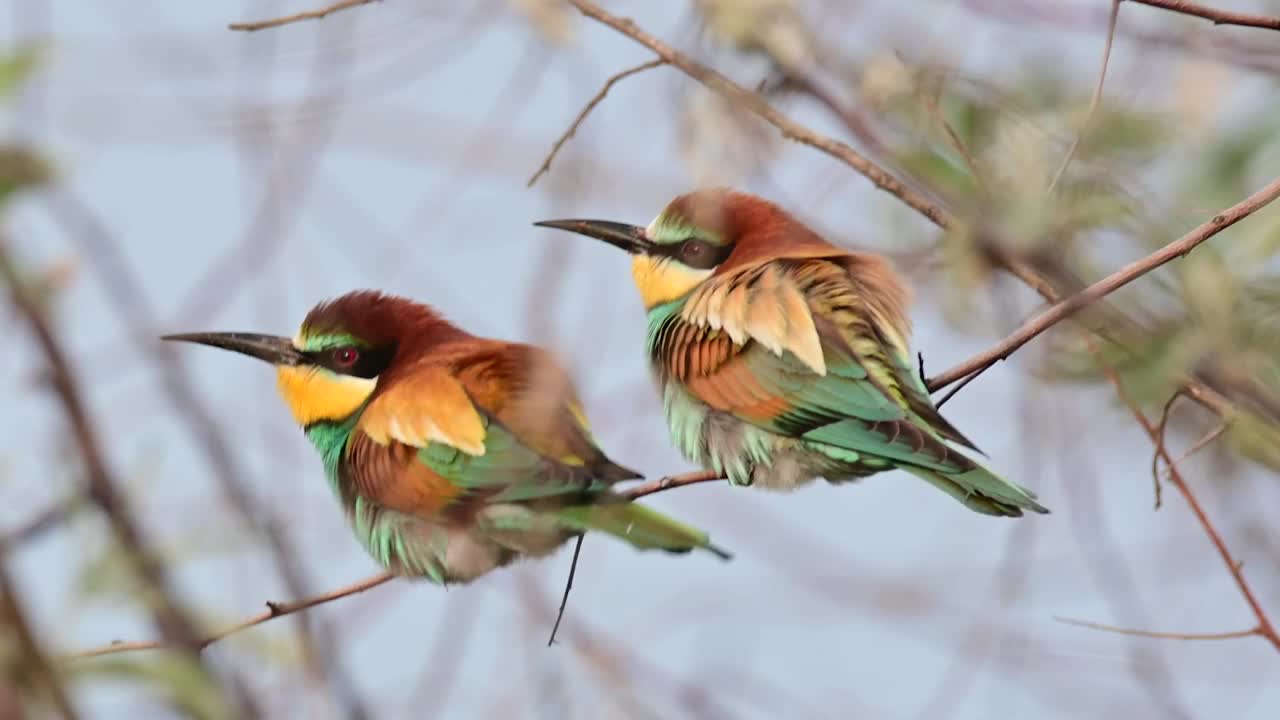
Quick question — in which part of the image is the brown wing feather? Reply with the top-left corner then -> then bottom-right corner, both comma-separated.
442,341 -> 639,481
343,430 -> 464,516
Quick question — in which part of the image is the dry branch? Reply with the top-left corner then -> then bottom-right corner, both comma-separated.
229,0 -> 378,32
1054,616 -> 1259,641
1128,0 -> 1280,31
70,470 -> 725,658
528,59 -> 668,187
1095,346 -> 1279,651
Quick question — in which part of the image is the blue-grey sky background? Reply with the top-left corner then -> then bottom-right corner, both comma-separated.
4,1 -> 1279,718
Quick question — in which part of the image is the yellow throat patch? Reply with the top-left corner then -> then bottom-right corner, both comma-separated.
275,365 -> 377,426
630,255 -> 713,309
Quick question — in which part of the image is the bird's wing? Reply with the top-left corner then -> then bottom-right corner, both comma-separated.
353,343 -> 636,514
656,257 -> 979,471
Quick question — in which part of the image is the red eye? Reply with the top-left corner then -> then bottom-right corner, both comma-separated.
332,347 -> 359,367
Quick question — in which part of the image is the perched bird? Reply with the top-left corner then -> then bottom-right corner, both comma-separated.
536,189 -> 1049,517
163,291 -> 729,585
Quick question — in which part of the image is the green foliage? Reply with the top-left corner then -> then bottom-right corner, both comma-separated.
0,44 -> 41,101
71,656 -> 236,720
0,45 -> 53,206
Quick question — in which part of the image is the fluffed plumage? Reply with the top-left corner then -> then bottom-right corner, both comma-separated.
164,290 -> 729,586
536,189 -> 1049,517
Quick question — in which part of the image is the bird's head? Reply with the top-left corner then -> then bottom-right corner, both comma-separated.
535,188 -> 836,309
162,290 -> 460,428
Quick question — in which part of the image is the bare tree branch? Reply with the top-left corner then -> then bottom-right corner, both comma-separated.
0,244 -> 249,713
565,0 -> 950,227
70,470 -> 726,658
1047,0 -> 1121,193
1094,344 -> 1279,651
228,0 -> 379,32
1127,0 -> 1280,31
71,573 -> 397,659
1054,616 -> 1260,641
528,59 -> 667,187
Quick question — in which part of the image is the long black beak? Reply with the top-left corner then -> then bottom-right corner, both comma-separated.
160,332 -> 306,366
533,219 -> 653,255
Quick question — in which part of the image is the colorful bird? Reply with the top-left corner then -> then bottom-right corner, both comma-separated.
536,189 -> 1049,517
163,291 -> 729,585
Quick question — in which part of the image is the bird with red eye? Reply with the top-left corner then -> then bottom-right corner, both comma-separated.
332,346 -> 360,369
160,289 -> 730,586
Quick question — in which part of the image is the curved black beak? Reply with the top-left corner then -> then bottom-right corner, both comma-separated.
533,219 -> 653,255
161,332 -> 306,366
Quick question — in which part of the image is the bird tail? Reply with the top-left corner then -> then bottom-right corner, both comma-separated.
555,498 -> 732,560
902,464 -> 1050,518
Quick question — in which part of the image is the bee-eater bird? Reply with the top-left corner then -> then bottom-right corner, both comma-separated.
162,291 -> 729,585
536,189 -> 1049,517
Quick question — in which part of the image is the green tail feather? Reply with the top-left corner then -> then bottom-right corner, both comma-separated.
556,500 -> 732,560
902,465 -> 1049,518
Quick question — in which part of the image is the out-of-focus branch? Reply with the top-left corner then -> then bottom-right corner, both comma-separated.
1094,346 -> 1279,652
1127,0 -> 1280,31
0,496 -> 82,548
70,470 -> 725,658
0,560 -> 78,719
924,173 -> 1280,391
0,244 -> 246,713
528,58 -> 667,187
228,0 -> 378,32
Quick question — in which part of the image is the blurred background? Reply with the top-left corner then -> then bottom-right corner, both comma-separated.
2,0 -> 1280,718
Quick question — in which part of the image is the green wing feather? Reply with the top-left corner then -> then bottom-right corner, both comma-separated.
656,258 -> 1048,516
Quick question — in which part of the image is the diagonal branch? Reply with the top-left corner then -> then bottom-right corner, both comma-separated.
69,470 -> 725,659
564,0 -> 950,227
528,59 -> 668,187
1127,0 -> 1280,31
228,0 -> 378,32
925,173 -> 1280,391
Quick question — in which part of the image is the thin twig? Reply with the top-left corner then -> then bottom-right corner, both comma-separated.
1171,421 -> 1229,468
71,573 -> 397,659
71,470 -> 725,658
926,173 -> 1280,391
546,469 -> 725,644
547,534 -> 584,646
1095,347 -> 1279,652
1150,391 -> 1186,510
1127,0 -> 1280,31
565,0 -> 950,227
527,59 -> 667,187
1055,615 -> 1260,641
1047,0 -> 1121,193
228,0 -> 378,32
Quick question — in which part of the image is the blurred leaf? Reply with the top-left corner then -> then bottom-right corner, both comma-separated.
0,45 -> 41,101
509,0 -> 575,46
72,656 -> 235,720
1076,106 -> 1174,163
0,146 -> 54,206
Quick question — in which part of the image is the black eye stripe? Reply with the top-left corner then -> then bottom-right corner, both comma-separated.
305,344 -> 396,379
652,237 -> 732,270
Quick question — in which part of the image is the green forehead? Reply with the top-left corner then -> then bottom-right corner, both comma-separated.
649,210 -> 727,246
295,330 -> 364,351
